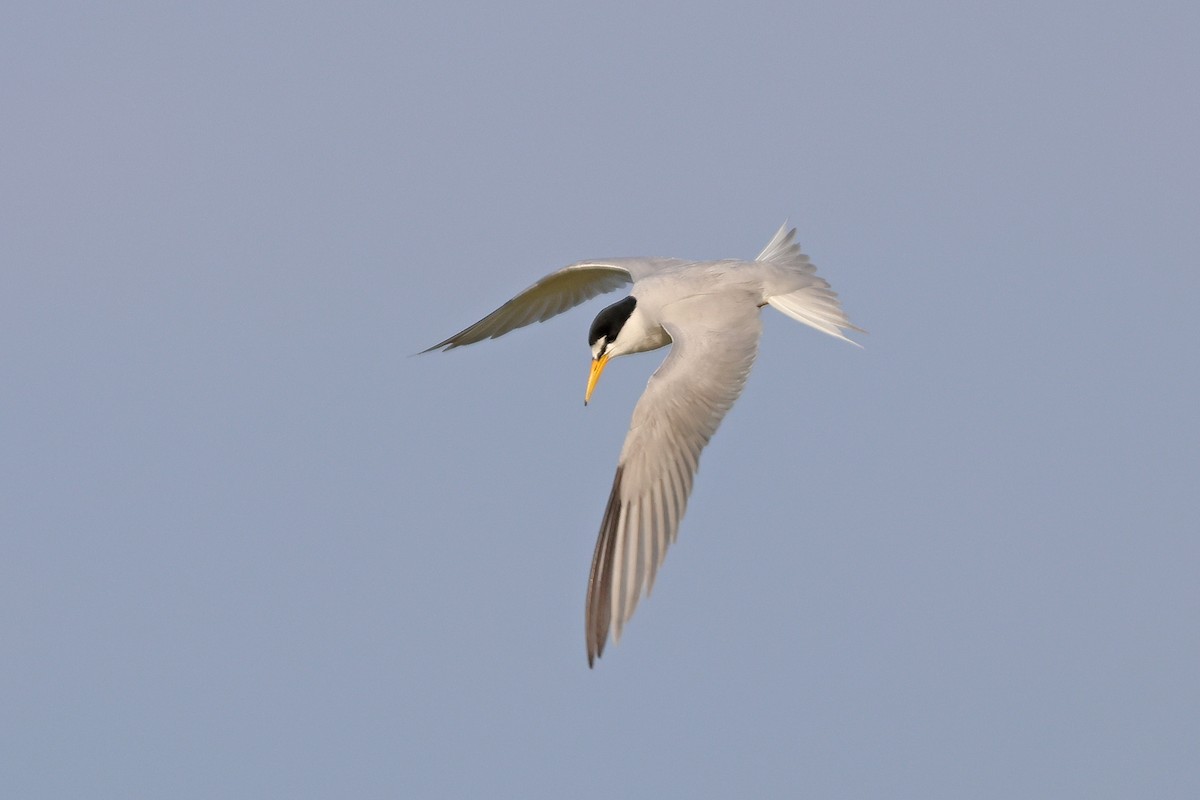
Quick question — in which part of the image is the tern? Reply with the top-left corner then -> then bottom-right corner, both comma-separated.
425,224 -> 861,665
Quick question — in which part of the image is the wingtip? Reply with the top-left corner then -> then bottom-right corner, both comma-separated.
587,640 -> 604,668
418,339 -> 457,355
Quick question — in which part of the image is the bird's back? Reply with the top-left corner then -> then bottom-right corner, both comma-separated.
630,258 -> 813,306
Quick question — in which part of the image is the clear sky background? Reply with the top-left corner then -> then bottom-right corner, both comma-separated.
4,2 -> 1198,797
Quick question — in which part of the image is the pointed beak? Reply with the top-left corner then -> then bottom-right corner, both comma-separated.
584,352 -> 610,406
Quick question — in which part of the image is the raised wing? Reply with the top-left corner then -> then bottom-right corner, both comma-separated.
422,264 -> 634,352
586,295 -> 763,665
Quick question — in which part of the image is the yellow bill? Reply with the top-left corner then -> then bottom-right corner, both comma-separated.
584,353 -> 610,406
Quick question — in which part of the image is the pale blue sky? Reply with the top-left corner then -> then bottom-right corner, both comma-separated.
3,2 -> 1198,797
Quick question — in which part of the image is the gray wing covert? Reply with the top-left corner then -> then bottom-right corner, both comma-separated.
586,295 -> 763,665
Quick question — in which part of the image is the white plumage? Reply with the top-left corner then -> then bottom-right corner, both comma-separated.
426,224 -> 861,665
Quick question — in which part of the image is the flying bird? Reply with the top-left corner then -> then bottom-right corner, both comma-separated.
425,224 -> 861,665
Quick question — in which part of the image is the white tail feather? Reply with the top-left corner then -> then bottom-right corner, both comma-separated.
757,222 -> 864,345
755,222 -> 802,263
767,291 -> 863,346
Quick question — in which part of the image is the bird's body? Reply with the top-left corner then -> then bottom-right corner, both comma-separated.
426,224 -> 860,665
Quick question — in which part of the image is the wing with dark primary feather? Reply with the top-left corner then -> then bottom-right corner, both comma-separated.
423,265 -> 633,352
586,295 -> 763,665
423,257 -> 691,352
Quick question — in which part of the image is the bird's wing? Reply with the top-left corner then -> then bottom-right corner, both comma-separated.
422,264 -> 634,352
423,257 -> 688,352
586,295 -> 763,665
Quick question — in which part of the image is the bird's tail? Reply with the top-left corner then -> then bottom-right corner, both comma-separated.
755,222 -> 804,263
757,222 -> 864,345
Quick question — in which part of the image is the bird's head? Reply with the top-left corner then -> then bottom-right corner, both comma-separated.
585,296 -> 638,405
